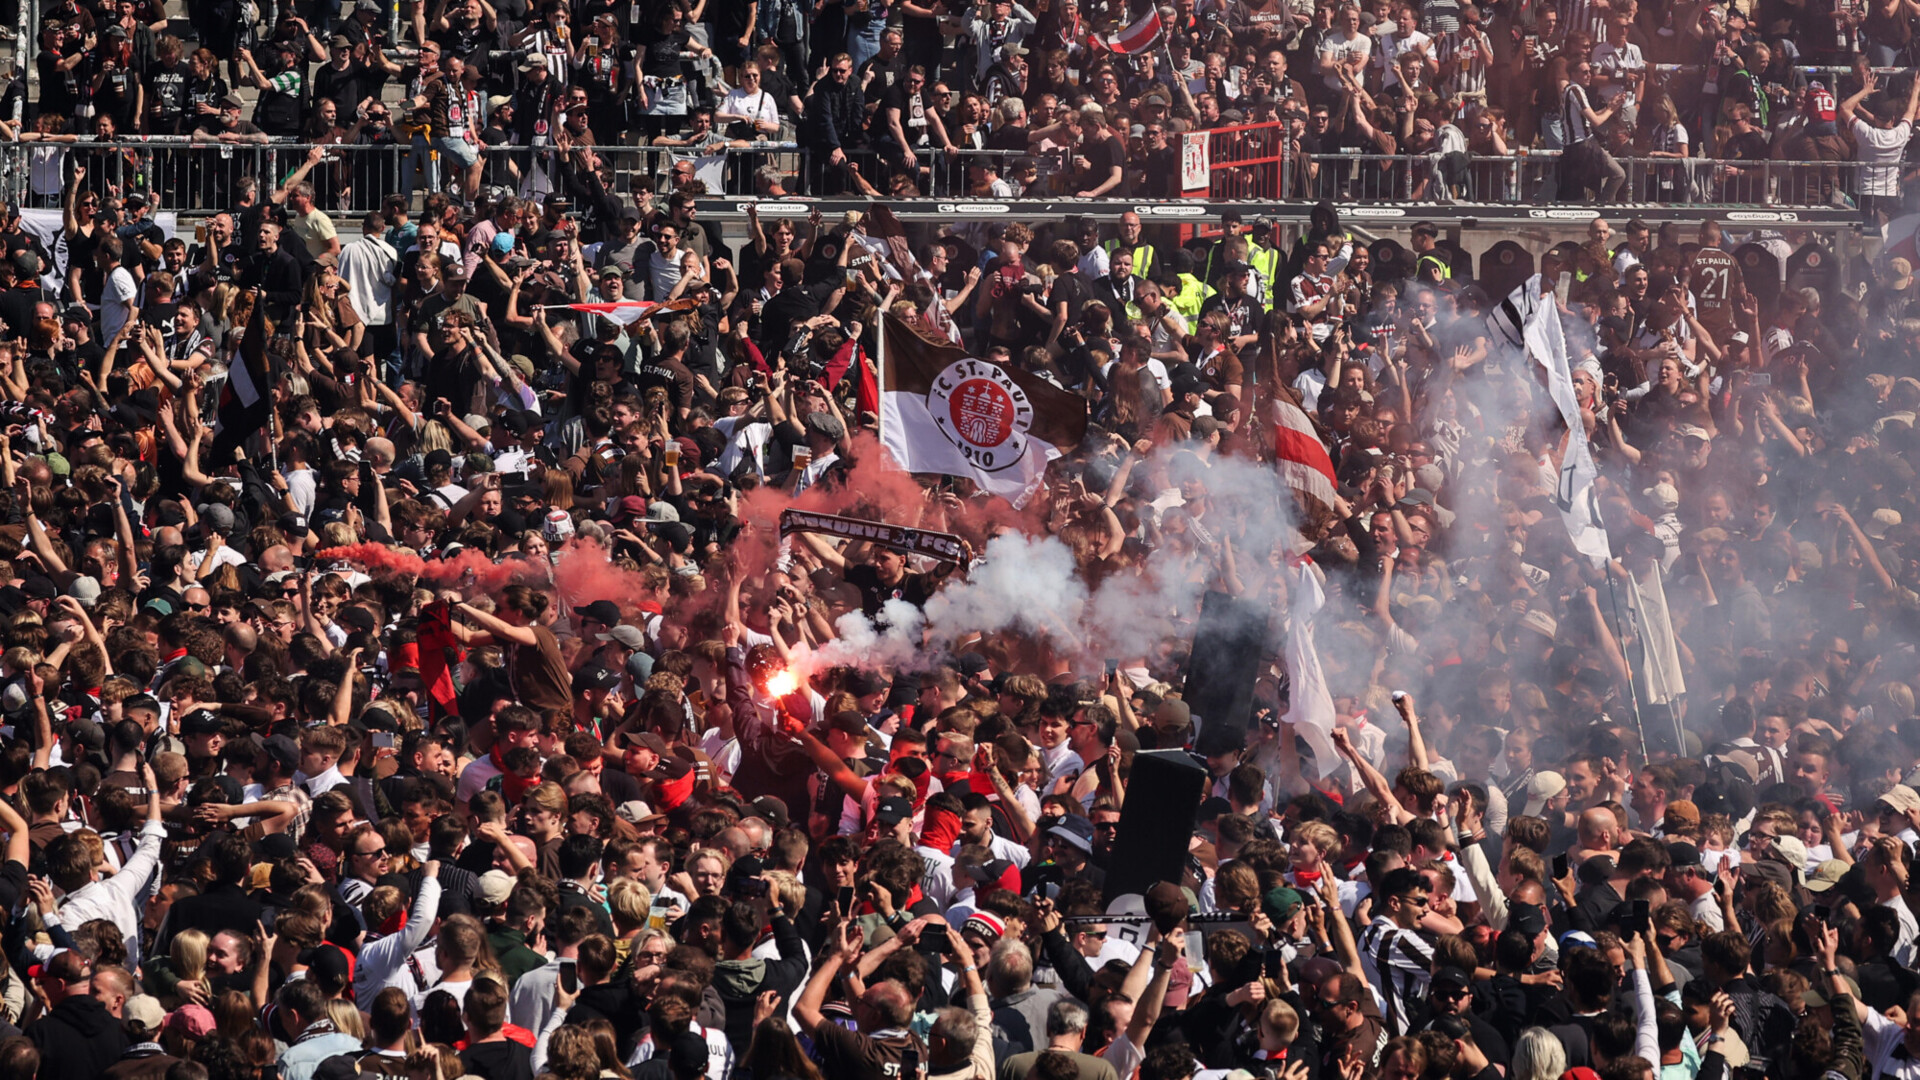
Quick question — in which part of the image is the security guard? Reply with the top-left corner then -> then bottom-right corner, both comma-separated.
1101,211 -> 1159,282
1411,221 -> 1452,282
1247,218 -> 1287,311
1163,249 -> 1216,319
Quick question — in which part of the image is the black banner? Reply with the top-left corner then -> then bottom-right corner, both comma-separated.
779,509 -> 967,564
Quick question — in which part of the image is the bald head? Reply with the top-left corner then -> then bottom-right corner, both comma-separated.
225,622 -> 258,655
152,526 -> 184,549
261,545 -> 295,572
1578,808 -> 1617,849
365,437 -> 396,469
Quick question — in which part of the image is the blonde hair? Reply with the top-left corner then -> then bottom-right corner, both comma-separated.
324,998 -> 366,1040
1513,1028 -> 1567,1080
608,878 -> 653,931
171,928 -> 209,984
765,870 -> 805,915
689,849 -> 731,879
1291,821 -> 1339,858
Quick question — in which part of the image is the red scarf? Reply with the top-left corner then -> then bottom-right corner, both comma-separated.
920,807 -> 963,854
416,600 -> 461,717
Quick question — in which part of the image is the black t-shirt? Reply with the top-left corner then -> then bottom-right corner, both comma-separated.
146,59 -> 191,131
460,1038 -> 533,1080
0,284 -> 44,341
1141,145 -> 1181,198
640,28 -> 691,79
1047,271 -> 1092,329
877,82 -> 932,144
313,61 -> 373,116
1081,132 -> 1127,195
987,121 -> 1030,151
845,563 -> 935,617
432,18 -> 490,60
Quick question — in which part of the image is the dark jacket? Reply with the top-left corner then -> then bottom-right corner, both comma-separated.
103,1046 -> 182,1080
28,995 -> 130,1080
155,881 -> 263,955
725,646 -> 814,816
804,78 -> 867,151
712,913 -> 811,1052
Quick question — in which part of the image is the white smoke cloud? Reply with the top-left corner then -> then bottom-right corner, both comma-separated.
922,531 -> 1090,649
809,599 -> 928,671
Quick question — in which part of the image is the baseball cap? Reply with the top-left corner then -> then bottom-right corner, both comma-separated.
874,795 -> 914,827
1878,784 -> 1920,818
750,796 -> 790,829
577,664 -> 621,692
575,599 -> 621,625
1261,887 -> 1304,923
124,994 -> 166,1031
478,870 -> 516,905
262,734 -> 301,772
1520,771 -> 1567,817
597,625 -> 647,649
165,1004 -> 216,1038
1805,859 -> 1850,892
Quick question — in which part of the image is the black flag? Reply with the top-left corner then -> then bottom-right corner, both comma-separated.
211,291 -> 269,463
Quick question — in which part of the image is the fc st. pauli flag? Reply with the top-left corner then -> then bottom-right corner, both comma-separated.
880,315 -> 1087,504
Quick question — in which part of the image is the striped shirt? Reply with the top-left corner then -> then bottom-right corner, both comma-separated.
1435,29 -> 1489,98
1564,82 -> 1598,143
1358,917 -> 1436,1034
1560,0 -> 1607,42
1290,271 -> 1337,341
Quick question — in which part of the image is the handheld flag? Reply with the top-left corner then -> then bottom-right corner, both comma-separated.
211,289 -> 270,462
1092,8 -> 1164,54
880,315 -> 1086,505
542,298 -> 695,326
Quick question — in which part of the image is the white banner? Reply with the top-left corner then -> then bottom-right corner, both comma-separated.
1284,562 -> 1340,779
1181,132 -> 1210,194
18,208 -> 177,296
1524,285 -> 1611,564
1628,561 -> 1686,705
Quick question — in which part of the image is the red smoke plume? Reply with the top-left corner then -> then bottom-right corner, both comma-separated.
549,537 -> 661,616
317,544 -> 532,591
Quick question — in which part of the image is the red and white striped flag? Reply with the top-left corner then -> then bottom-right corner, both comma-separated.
1091,8 -> 1164,54
1272,396 -> 1338,516
542,298 -> 693,326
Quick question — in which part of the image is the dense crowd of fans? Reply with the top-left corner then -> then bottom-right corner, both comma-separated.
2,0 -> 1918,208
0,9 -> 1910,1080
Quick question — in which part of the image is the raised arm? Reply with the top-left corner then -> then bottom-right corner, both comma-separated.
1331,726 -> 1412,825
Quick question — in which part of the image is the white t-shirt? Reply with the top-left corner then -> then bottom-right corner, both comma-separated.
101,266 -> 138,343
1886,895 -> 1919,966
1590,41 -> 1645,104
712,415 -> 776,478
1377,27 -> 1432,88
720,88 -> 780,135
1318,30 -> 1372,89
1853,117 -> 1912,196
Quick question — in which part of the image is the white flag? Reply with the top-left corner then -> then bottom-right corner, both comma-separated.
1627,562 -> 1686,705
1524,288 -> 1612,563
1284,562 -> 1340,779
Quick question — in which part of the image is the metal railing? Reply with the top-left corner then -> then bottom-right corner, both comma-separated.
1,138 -> 813,213
1202,122 -> 1288,200
1295,151 -> 1874,208
0,138 -> 1882,213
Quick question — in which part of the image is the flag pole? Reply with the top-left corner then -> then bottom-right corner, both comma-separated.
1589,485 -> 1653,756
876,312 -> 887,439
